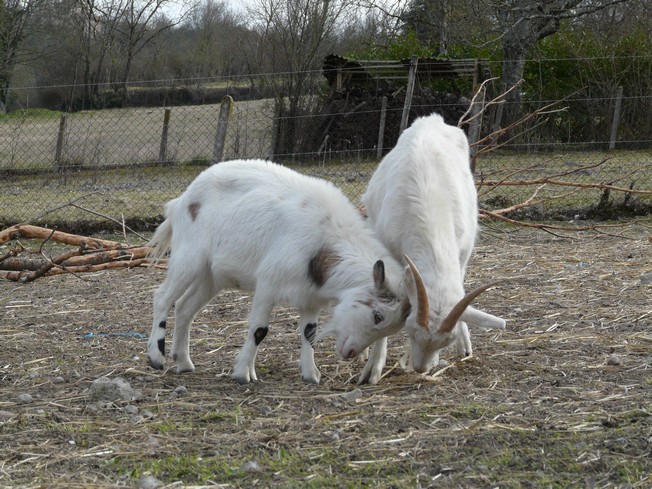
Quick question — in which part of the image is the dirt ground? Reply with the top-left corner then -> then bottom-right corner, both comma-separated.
1,222 -> 651,488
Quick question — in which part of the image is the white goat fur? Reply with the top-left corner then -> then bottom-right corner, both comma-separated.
146,159 -> 406,384
330,113 -> 505,384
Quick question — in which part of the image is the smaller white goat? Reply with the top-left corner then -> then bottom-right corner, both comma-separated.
146,159 -> 406,384
319,113 -> 506,384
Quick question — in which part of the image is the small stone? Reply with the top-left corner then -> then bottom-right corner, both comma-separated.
85,403 -> 99,414
241,460 -> 262,473
141,410 -> 155,419
172,385 -> 187,396
124,405 -> 139,415
147,436 -> 161,448
607,355 -> 622,366
259,405 -> 273,416
53,376 -> 65,384
0,410 -> 16,419
130,415 -> 146,424
640,271 -> 652,285
136,474 -> 163,489
16,393 -> 33,404
90,376 -> 142,402
340,388 -> 363,402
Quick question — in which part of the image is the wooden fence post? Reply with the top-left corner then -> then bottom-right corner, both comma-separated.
609,86 -> 623,150
377,96 -> 388,159
159,108 -> 171,164
54,114 -> 67,171
399,55 -> 419,134
212,95 -> 234,164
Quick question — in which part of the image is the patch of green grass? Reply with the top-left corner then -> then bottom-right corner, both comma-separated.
111,445 -> 418,487
0,108 -> 62,122
448,402 -> 499,420
199,407 -> 242,424
0,165 -> 202,228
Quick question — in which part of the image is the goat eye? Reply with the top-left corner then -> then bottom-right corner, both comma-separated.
373,311 -> 384,324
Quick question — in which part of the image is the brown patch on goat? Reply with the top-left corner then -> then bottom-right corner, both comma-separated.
308,247 -> 341,287
188,202 -> 201,221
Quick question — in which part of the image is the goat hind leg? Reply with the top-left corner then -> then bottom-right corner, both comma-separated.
148,275 -> 192,370
171,276 -> 219,373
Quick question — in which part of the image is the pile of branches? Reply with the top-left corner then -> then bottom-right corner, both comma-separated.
0,225 -> 157,282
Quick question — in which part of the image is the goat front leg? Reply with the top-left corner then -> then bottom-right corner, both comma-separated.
455,321 -> 472,358
358,337 -> 388,385
298,309 -> 321,384
232,294 -> 273,384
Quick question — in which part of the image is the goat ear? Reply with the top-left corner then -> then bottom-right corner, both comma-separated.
372,260 -> 385,288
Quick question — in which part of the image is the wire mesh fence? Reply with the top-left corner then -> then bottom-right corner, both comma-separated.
1,80 -> 651,232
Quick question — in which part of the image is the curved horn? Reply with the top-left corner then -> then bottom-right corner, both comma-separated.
404,255 -> 429,329
439,280 -> 502,333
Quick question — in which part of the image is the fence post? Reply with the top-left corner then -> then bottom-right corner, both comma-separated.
159,108 -> 171,164
212,95 -> 234,164
609,86 -> 623,150
54,114 -> 67,171
377,96 -> 388,159
399,55 -> 419,134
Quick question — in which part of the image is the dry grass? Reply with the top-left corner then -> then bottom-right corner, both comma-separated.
1,222 -> 651,488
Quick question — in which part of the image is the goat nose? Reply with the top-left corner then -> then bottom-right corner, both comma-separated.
413,365 -> 426,374
345,349 -> 357,359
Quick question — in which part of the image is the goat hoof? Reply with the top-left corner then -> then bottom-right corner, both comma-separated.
148,358 -> 164,370
231,374 -> 251,385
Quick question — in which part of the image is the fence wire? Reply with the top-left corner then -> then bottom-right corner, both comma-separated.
1,88 -> 650,231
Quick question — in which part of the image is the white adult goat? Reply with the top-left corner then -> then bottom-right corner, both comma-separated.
146,159 -> 407,384
321,113 -> 506,384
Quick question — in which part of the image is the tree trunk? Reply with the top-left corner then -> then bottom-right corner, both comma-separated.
495,40 -> 528,133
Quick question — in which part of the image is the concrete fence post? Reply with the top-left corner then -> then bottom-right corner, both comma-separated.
609,86 -> 623,150
159,108 -> 171,164
212,95 -> 234,163
54,114 -> 67,171
399,55 -> 419,135
376,96 -> 388,159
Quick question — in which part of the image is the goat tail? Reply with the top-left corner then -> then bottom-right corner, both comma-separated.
147,197 -> 179,264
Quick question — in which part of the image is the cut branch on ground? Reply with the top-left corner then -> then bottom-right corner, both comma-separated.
0,225 -> 159,282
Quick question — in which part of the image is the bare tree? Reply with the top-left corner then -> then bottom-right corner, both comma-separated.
101,0 -> 190,105
244,0 -> 357,157
368,0 -> 633,131
490,0 -> 632,130
0,0 -> 44,109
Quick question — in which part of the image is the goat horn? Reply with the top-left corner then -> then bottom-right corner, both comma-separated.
438,280 -> 502,333
404,255 -> 429,329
